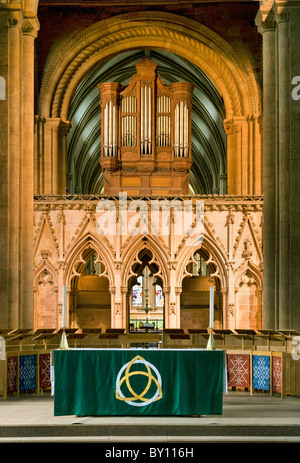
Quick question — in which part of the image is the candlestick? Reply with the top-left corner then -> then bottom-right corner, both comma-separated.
207,279 -> 216,350
209,284 -> 214,329
62,285 -> 67,329
60,285 -> 69,350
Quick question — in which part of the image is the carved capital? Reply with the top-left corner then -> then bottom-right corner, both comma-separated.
223,118 -> 241,136
175,287 -> 182,296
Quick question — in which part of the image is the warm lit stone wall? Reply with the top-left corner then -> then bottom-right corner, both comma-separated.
33,195 -> 263,332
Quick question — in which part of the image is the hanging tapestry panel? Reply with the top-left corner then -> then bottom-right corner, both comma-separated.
19,355 -> 37,391
272,356 -> 282,393
39,353 -> 51,389
227,354 -> 250,388
252,355 -> 270,391
7,356 -> 18,394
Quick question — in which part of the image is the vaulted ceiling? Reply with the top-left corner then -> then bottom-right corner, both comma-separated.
67,49 -> 226,196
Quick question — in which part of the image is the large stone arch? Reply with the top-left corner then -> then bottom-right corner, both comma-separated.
39,11 -> 260,121
37,11 -> 262,196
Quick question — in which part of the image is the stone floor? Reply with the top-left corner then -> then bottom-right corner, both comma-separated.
0,392 -> 300,444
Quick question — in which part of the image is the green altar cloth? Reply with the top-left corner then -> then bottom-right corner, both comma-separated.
53,348 -> 223,416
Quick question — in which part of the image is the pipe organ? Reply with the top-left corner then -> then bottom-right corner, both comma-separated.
98,59 -> 194,195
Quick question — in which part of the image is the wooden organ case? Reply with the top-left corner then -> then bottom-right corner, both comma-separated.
98,59 -> 195,195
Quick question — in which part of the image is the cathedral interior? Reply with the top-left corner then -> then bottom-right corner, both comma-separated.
0,0 -> 299,337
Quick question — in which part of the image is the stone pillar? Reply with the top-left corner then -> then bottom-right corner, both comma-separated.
277,10 -> 291,328
0,6 -> 39,329
289,3 -> 300,329
223,118 -> 240,195
256,1 -> 300,330
34,117 -> 70,195
224,116 -> 262,196
175,287 -> 182,328
256,7 -> 277,329
21,15 -> 39,327
7,12 -> 21,328
121,286 -> 128,330
161,287 -> 169,329
0,11 -> 9,327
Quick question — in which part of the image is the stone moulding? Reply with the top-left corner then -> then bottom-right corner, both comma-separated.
38,11 -> 261,121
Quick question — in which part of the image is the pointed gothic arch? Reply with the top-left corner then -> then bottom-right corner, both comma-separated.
121,234 -> 170,290
175,234 -> 228,330
120,234 -> 170,330
63,232 -> 116,330
64,232 -> 115,288
234,260 -> 263,329
33,252 -> 58,329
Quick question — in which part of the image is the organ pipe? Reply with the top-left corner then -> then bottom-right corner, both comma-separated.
140,85 -> 152,155
174,101 -> 189,157
99,60 -> 194,196
103,101 -> 118,157
156,95 -> 171,147
100,67 -> 192,159
121,95 -> 137,147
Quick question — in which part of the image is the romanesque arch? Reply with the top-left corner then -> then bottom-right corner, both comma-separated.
37,11 -> 262,196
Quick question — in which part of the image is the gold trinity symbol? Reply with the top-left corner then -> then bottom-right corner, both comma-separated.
115,355 -> 163,407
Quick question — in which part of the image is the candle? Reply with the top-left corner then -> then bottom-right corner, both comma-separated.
209,284 -> 214,329
62,285 -> 67,328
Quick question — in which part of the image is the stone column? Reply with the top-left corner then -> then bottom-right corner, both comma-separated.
121,286 -> 128,330
256,1 -> 300,330
21,14 -> 39,327
0,12 -> 9,327
223,118 -> 240,195
175,286 -> 182,328
163,287 -> 170,329
7,11 -> 21,328
37,117 -> 70,195
0,6 -> 38,329
289,4 -> 300,329
277,10 -> 291,329
256,7 -> 277,329
223,116 -> 261,196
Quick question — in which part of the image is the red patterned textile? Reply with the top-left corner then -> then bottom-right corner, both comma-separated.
39,353 -> 51,388
7,356 -> 18,394
227,354 -> 250,388
272,356 -> 282,393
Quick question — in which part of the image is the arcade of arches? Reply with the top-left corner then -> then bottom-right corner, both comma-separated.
0,0 -> 299,334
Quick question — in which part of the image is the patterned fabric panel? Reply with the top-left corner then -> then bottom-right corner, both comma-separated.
39,353 -> 51,388
19,355 -> 37,391
7,356 -> 18,394
227,354 -> 250,388
272,356 -> 282,393
253,355 -> 270,390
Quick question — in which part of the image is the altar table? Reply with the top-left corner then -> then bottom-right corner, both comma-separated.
53,348 -> 224,416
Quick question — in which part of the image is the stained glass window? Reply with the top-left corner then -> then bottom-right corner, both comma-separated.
155,285 -> 164,307
132,275 -> 143,306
